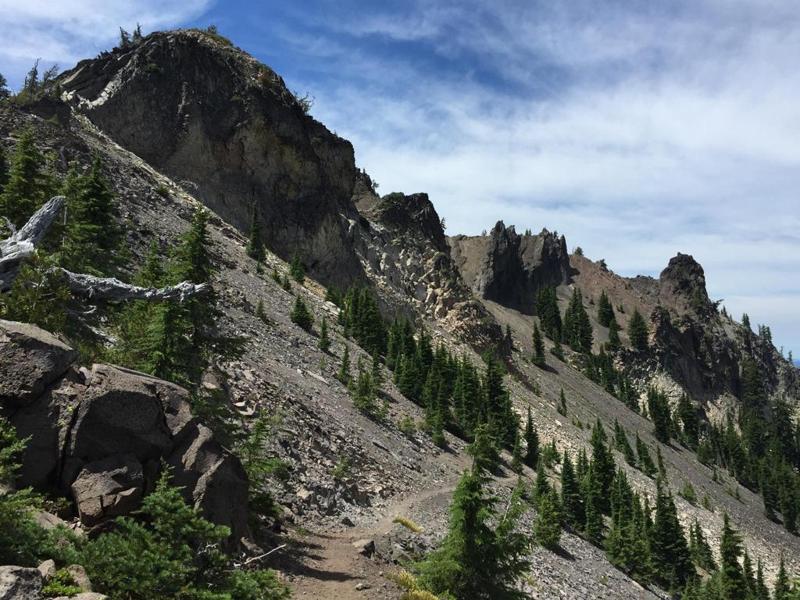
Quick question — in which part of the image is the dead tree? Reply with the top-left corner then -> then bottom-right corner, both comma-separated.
0,196 -> 207,300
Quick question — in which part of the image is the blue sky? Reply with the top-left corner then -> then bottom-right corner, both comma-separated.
1,0 -> 799,358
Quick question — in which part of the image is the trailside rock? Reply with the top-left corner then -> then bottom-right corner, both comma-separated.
0,319 -> 77,408
62,364 -> 172,483
70,454 -> 145,526
0,566 -> 43,600
167,422 -> 250,540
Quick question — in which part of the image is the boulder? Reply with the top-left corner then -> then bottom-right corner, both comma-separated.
36,560 -> 56,581
352,539 -> 375,557
0,566 -> 43,600
65,565 -> 92,592
0,320 -> 77,408
70,454 -> 144,525
168,422 -> 249,541
63,364 -> 172,483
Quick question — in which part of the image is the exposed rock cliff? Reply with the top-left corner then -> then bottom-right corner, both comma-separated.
58,29 -> 362,286
449,221 -> 570,314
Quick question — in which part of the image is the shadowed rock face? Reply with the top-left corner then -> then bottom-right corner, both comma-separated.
449,221 -> 570,314
659,253 -> 714,317
58,30 -> 362,286
1,320 -> 249,543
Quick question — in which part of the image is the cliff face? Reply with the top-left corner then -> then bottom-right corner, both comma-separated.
58,30 -> 362,285
449,222 -> 570,314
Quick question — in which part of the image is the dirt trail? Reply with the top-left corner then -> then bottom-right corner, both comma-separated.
286,482 -> 459,599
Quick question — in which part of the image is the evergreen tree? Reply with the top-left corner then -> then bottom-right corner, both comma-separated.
583,467 -> 605,545
557,388 -> 567,416
650,483 -> 693,591
483,355 -> 517,448
688,518 -> 716,572
598,290 -> 615,327
289,254 -> 305,283
535,287 -> 562,340
534,460 -> 550,504
647,387 -> 672,443
561,451 -> 584,531
468,424 -> 501,474
562,288 -> 593,353
510,428 -> 523,473
337,345 -> 351,385
0,128 -> 52,228
319,316 -> 331,352
60,157 -> 121,275
290,296 -> 313,331
718,514 -> 746,600
535,489 -> 562,550
523,408 -> 539,468
417,469 -> 530,600
0,73 -> 9,100
0,144 -> 8,192
532,322 -> 546,367
773,556 -> 790,600
628,309 -> 649,351
635,434 -> 657,477
755,560 -> 770,600
613,419 -> 636,466
590,420 -> 615,511
245,201 -> 265,262
677,393 -> 699,448
607,317 -> 622,350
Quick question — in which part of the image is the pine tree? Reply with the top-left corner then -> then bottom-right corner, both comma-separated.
590,420 -> 615,511
561,451 -> 584,531
635,434 -> 657,477
245,201 -> 265,262
535,287 -> 562,340
718,514 -> 746,600
598,291 -> 615,327
468,424 -> 500,474
416,469 -> 530,600
523,408 -> 539,468
647,387 -> 672,443
60,157 -> 121,275
773,556 -> 790,600
255,298 -> 267,323
557,388 -> 567,416
290,296 -> 313,331
583,467 -> 605,545
755,559 -> 770,600
511,428 -> 523,473
535,489 -> 562,550
0,73 -> 9,100
677,393 -> 699,448
534,460 -> 550,504
688,518 -> 715,572
319,316 -> 331,352
0,128 -> 52,228
337,345 -> 351,385
613,419 -> 636,466
562,288 -> 593,353
650,483 -> 693,591
628,309 -> 649,351
607,317 -> 621,350
532,322 -> 546,367
289,254 -> 305,283
0,144 -> 8,192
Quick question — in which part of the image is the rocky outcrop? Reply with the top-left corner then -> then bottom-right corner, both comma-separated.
658,253 -> 714,317
58,29 -> 362,286
1,320 -> 249,542
373,192 -> 448,253
0,566 -> 42,600
449,222 -> 570,314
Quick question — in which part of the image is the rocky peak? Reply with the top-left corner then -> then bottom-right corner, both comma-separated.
450,221 -> 570,314
659,253 -> 713,316
374,192 -> 447,252
58,29 -> 362,286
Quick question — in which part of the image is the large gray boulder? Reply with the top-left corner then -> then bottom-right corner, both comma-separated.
1,321 -> 250,542
0,319 -> 77,408
0,566 -> 43,600
70,454 -> 145,525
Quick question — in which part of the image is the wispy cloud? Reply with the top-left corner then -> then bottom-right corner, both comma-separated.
0,0 -> 213,85
274,0 -> 800,353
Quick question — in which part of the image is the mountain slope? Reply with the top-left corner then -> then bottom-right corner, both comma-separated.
2,27 -> 799,599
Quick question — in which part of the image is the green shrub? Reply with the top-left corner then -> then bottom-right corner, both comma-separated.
42,569 -> 81,598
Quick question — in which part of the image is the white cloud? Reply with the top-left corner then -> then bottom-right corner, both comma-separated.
295,1 -> 800,353
0,0 -> 212,84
